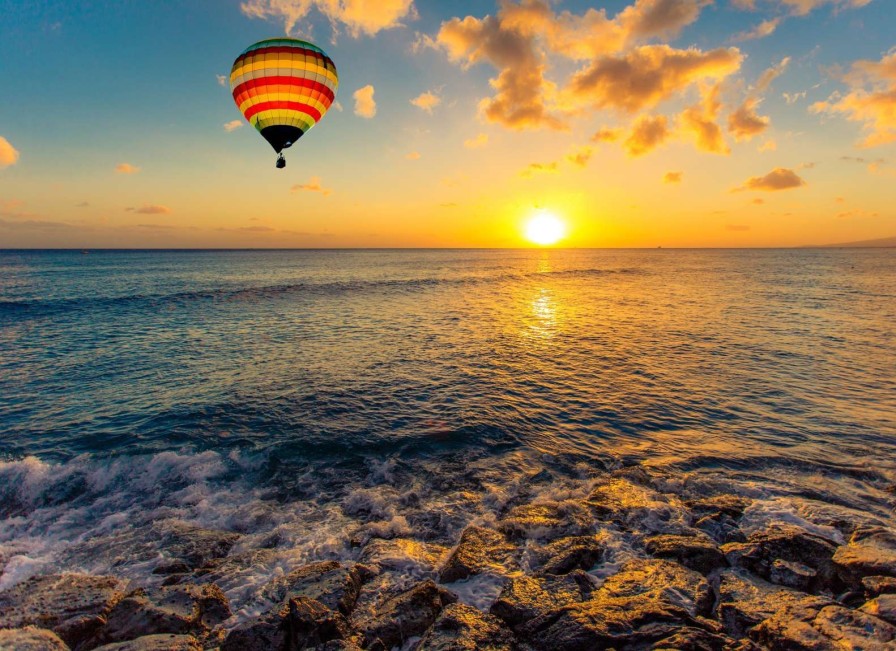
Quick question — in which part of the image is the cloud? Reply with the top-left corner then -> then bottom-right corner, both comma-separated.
464,133 -> 489,148
0,217 -> 74,230
591,127 -> 623,142
520,161 -> 558,177
664,171 -> 683,183
224,120 -> 244,132
0,136 -> 20,168
728,98 -> 770,140
735,167 -> 806,191
291,176 -> 332,196
759,139 -> 777,151
115,163 -> 140,174
332,100 -> 344,112
726,224 -> 751,231
566,146 -> 593,167
353,85 -> 377,118
405,151 -> 421,160
216,74 -> 227,87
240,0 -> 417,38
75,201 -> 90,208
126,204 -> 171,214
679,83 -> 729,153
624,114 -> 670,156
733,17 -> 780,41
756,56 -> 790,93
752,198 -> 765,204
778,0 -> 872,17
410,90 -> 441,113
811,51 -> 896,147
783,91 -> 806,104
841,154 -> 887,172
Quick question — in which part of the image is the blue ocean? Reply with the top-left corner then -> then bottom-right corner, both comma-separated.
1,249 -> 894,612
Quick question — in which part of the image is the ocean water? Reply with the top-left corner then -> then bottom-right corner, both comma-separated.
1,249 -> 894,614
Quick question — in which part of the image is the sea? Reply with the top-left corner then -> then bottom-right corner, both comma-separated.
1,248 -> 894,615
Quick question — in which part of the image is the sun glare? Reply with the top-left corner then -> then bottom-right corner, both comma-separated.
525,211 -> 566,246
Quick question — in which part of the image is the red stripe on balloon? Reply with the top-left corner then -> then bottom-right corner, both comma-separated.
232,77 -> 335,103
243,100 -> 323,122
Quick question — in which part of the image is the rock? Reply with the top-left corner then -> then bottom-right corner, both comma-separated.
694,513 -> 746,545
649,627 -> 740,650
359,538 -> 448,574
722,524 -> 838,591
221,596 -> 349,651
261,561 -> 370,617
92,635 -> 202,650
586,478 -> 687,533
417,603 -> 514,651
833,527 -> 896,588
863,575 -> 896,598
644,534 -> 726,574
861,594 -> 896,626
91,584 -> 230,646
0,574 -> 126,648
438,526 -> 518,583
716,569 -> 830,638
490,571 -> 595,632
497,501 -> 592,541
752,600 -> 896,650
150,563 -> 191,577
686,495 -> 752,520
0,626 -> 70,650
156,523 -> 240,571
524,559 -> 713,650
530,535 -> 606,575
360,579 -> 457,650
768,559 -> 817,592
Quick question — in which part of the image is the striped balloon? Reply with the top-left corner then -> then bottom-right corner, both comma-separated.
230,38 -> 338,158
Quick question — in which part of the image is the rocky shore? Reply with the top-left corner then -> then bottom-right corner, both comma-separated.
1,465 -> 895,650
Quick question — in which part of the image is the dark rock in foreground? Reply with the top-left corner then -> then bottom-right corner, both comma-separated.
417,603 -> 514,651
752,599 -> 896,650
360,579 -> 457,650
490,570 -> 595,633
645,533 -> 727,574
92,634 -> 202,650
222,596 -> 349,651
0,573 -> 126,648
439,526 -> 518,583
861,593 -> 896,626
0,626 -> 70,650
261,561 -> 370,617
833,527 -> 896,588
155,523 -> 240,572
497,501 -> 592,541
531,534 -> 607,575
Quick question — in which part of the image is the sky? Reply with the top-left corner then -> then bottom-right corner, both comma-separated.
0,0 -> 894,248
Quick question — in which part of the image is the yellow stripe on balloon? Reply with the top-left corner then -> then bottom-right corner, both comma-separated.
230,61 -> 338,87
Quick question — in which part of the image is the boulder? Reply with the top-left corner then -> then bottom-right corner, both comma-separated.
489,571 -> 595,632
752,600 -> 896,650
155,523 -> 240,572
861,594 -> 896,626
91,584 -> 230,646
833,528 -> 896,588
768,559 -> 817,592
417,603 -> 514,651
524,559 -> 713,650
438,527 -> 518,583
649,626 -> 741,650
722,524 -> 838,591
586,479 -> 686,533
863,576 -> 896,598
693,513 -> 746,545
221,596 -> 349,651
497,501 -> 592,541
686,495 -> 752,520
0,626 -> 70,650
359,538 -> 448,575
261,561 -> 370,617
91,635 -> 202,650
0,574 -> 126,648
360,579 -> 456,650
644,534 -> 726,574
530,535 -> 606,575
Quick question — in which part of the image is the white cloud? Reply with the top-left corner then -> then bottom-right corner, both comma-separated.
410,90 -> 441,113
224,120 -> 244,132
240,0 -> 416,38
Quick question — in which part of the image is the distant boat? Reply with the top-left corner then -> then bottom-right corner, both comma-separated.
80,250 -> 89,255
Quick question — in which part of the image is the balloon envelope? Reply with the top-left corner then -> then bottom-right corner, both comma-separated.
230,38 -> 338,154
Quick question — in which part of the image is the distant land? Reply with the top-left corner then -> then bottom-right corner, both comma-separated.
811,236 -> 896,248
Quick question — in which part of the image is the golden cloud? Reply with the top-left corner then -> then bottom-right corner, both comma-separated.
405,151 -> 421,160
0,136 -> 19,168
811,52 -> 896,147
223,120 -> 244,132
624,115 -> 670,156
520,161 -> 559,177
679,84 -> 729,154
566,146 -> 593,167
353,85 -> 377,118
733,17 -> 780,41
291,176 -> 332,196
126,204 -> 171,214
664,171 -> 683,183
240,0 -> 416,37
410,91 -> 441,113
736,167 -> 806,191
115,163 -> 140,174
464,133 -> 489,148
779,0 -> 872,16
591,127 -> 623,142
728,98 -> 770,140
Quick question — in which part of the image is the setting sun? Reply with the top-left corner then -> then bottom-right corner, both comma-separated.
525,211 -> 566,246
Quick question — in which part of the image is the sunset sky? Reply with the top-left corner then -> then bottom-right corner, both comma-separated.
1,0 -> 894,248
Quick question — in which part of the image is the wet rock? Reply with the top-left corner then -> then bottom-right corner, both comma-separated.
438,526 -> 518,583
150,563 -> 191,577
0,626 -> 70,650
490,571 -> 595,632
156,523 -> 240,571
417,603 -> 514,651
863,575 -> 896,598
359,538 -> 449,574
768,559 -> 817,592
861,594 -> 896,626
686,495 -> 752,520
261,561 -> 371,617
752,600 -> 896,650
649,627 -> 740,650
525,559 -> 713,650
497,501 -> 592,541
221,596 -> 349,651
716,569 -> 830,638
530,534 -> 606,575
723,524 -> 838,591
360,579 -> 457,650
693,513 -> 746,545
91,583 -> 230,646
0,573 -> 126,648
833,527 -> 896,588
586,478 -> 687,533
644,534 -> 726,574
92,635 -> 202,650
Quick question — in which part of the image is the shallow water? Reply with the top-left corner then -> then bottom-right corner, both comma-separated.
1,248 -> 894,613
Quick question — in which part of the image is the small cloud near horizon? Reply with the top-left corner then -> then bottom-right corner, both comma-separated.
734,167 -> 806,192
464,133 -> 488,149
126,204 -> 171,214
116,163 -> 140,174
291,176 -> 332,196
664,171 -> 683,184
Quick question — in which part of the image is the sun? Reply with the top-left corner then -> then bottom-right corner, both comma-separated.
524,211 -> 566,246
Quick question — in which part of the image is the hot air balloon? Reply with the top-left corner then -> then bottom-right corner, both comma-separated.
230,38 -> 338,169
